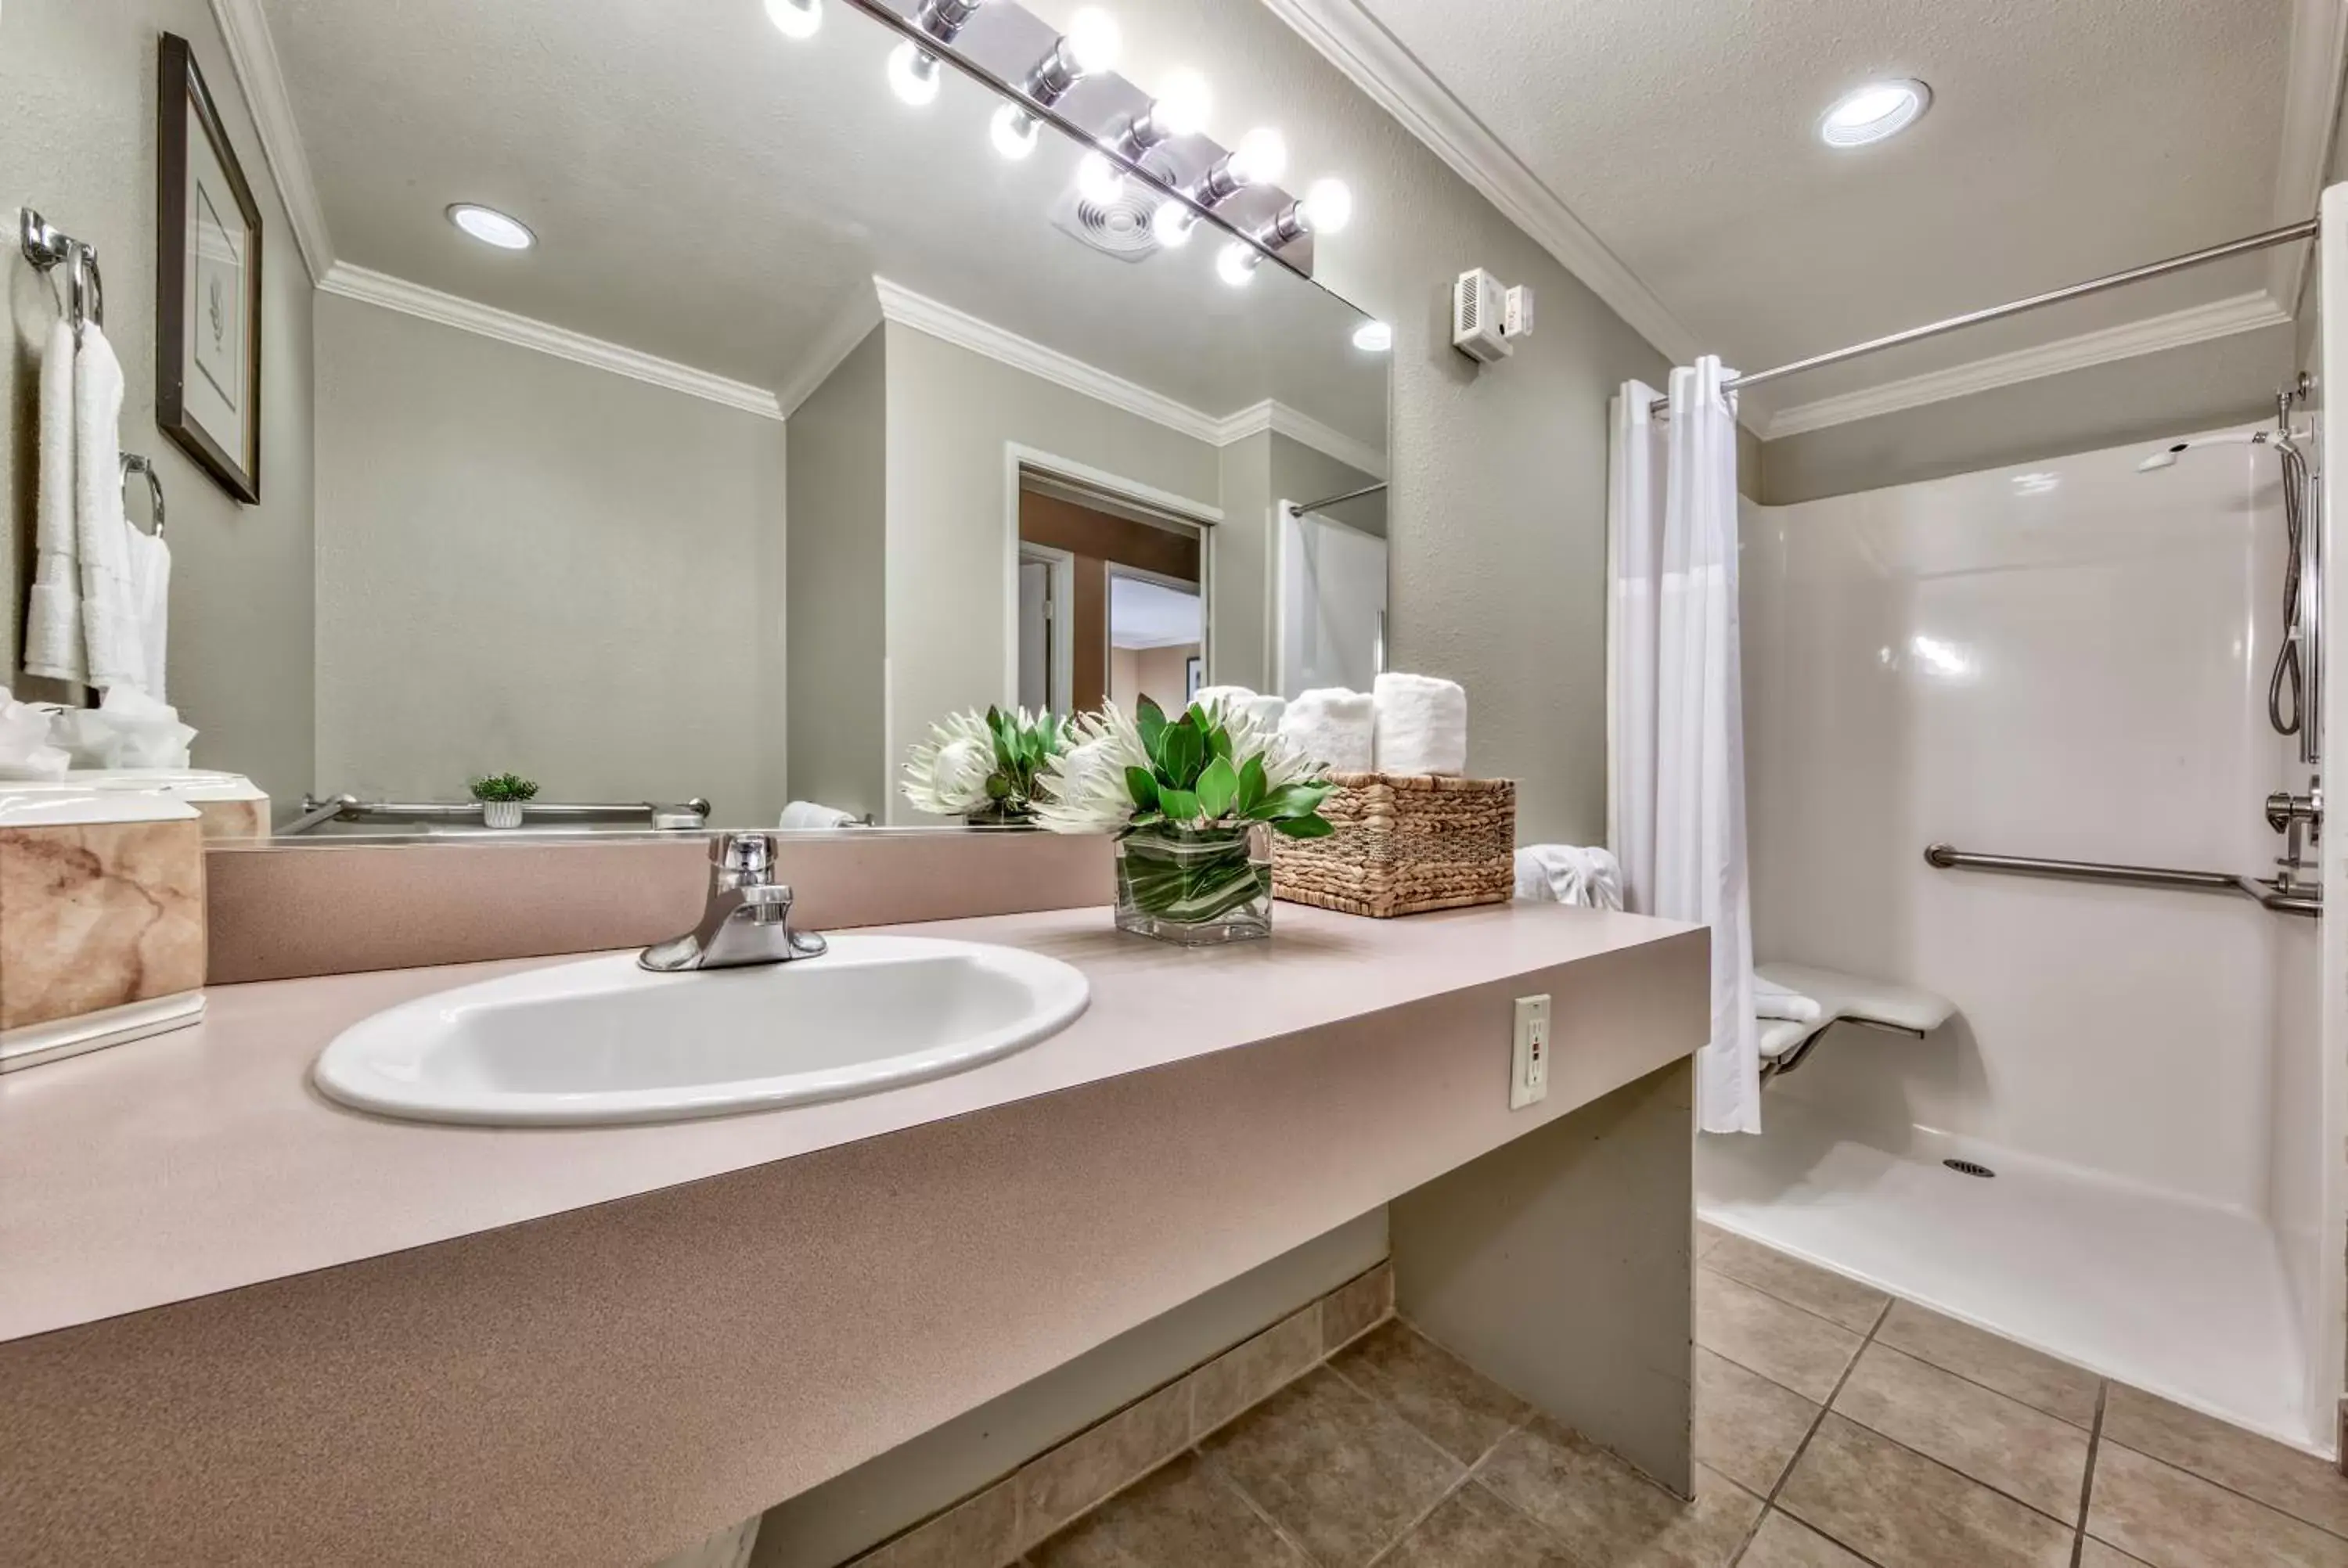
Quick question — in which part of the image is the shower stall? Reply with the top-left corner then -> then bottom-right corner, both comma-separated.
1687,193 -> 2348,1455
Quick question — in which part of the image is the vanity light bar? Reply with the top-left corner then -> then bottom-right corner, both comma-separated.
834,0 -> 1327,279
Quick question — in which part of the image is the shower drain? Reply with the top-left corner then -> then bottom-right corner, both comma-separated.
1943,1158 -> 1997,1179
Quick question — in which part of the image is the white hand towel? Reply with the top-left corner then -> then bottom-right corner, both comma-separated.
1752,976 -> 1823,1025
780,800 -> 861,830
124,526 -> 171,703
1514,844 -> 1625,910
52,687 -> 196,770
1373,672 -> 1468,776
22,318 -> 85,684
0,688 -> 70,780
1280,688 -> 1374,773
72,325 -> 146,692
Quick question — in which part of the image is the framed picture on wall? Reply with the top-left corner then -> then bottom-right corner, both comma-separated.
1185,656 -> 1203,701
156,32 -> 264,503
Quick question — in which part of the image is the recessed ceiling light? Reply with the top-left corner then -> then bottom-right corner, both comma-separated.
447,203 -> 535,250
764,0 -> 821,39
1819,79 -> 1931,148
1352,321 -> 1392,353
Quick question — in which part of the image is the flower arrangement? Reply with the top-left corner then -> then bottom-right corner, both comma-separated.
901,706 -> 1068,825
1035,696 -> 1332,942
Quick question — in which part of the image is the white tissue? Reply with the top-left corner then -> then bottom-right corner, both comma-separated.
0,688 -> 70,780
1280,688 -> 1375,774
1372,672 -> 1468,776
51,687 -> 196,770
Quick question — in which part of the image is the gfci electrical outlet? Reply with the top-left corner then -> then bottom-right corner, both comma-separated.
1511,994 -> 1551,1109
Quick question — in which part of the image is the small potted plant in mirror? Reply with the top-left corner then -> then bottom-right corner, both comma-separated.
1035,696 -> 1332,945
901,707 -> 1068,826
470,771 -> 538,829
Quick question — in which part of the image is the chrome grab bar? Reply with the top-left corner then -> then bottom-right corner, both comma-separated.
1924,844 -> 2318,918
284,796 -> 713,835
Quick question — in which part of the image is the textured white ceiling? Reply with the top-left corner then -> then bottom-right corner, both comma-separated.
1327,0 -> 2299,416
256,0 -> 1385,444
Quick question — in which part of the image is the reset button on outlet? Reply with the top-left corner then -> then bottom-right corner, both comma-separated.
1511,994 -> 1551,1109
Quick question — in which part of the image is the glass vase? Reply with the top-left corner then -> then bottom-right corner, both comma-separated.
1114,823 -> 1273,945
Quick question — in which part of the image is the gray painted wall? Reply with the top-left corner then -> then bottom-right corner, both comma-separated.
880,321 -> 1220,820
787,326 -> 888,818
1757,325 -> 2296,505
313,293 -> 784,817
0,0 -> 315,810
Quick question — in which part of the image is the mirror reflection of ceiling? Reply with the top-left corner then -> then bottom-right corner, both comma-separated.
1109,576 -> 1203,649
257,0 -> 1388,454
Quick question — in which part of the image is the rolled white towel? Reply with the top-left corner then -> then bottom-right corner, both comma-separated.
780,800 -> 861,830
1514,844 -> 1624,911
1195,685 -> 1290,735
1280,688 -> 1374,774
22,318 -> 83,685
1753,976 -> 1823,1025
1373,671 -> 1468,776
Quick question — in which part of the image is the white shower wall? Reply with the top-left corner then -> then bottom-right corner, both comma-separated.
1737,425 -> 2336,1444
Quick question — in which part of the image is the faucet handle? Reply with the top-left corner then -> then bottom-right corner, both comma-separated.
712,831 -> 780,883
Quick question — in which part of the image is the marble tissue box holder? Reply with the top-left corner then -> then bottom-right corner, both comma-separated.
0,784 -> 208,1073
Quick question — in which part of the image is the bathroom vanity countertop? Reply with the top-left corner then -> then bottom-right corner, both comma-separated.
0,900 -> 1698,1344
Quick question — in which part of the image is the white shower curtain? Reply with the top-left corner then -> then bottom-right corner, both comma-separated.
1608,358 -> 1759,1134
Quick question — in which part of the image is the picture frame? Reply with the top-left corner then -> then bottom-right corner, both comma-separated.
156,32 -> 263,504
1185,655 -> 1203,701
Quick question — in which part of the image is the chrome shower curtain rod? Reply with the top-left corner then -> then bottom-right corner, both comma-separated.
1649,217 -> 2320,417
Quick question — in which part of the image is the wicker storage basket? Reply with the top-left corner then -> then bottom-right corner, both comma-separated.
1272,773 -> 1516,918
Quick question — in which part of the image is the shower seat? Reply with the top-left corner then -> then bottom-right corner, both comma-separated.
1755,962 -> 1955,1081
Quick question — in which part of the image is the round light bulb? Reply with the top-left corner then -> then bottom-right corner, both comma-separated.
1352,321 -> 1392,352
991,104 -> 1039,160
1302,178 -> 1352,234
447,203 -> 535,250
888,41 -> 942,106
1075,150 -> 1125,206
1216,241 -> 1259,289
1153,69 -> 1212,138
1151,200 -> 1197,249
764,0 -> 822,40
1064,7 -> 1121,74
1229,127 -> 1287,186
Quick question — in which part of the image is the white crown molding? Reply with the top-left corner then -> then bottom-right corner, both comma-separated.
874,276 -> 1223,444
777,288 -> 884,419
1258,0 -> 1703,370
320,264 -> 783,419
1215,399 -> 1388,480
208,0 -> 333,282
2271,0 -> 2348,315
1762,291 -> 2292,439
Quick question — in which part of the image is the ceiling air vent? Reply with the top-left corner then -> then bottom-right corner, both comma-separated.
1052,187 -> 1161,263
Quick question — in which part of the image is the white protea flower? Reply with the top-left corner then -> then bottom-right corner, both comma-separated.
1032,703 -> 1154,834
900,710 -> 998,815
1203,693 -> 1322,792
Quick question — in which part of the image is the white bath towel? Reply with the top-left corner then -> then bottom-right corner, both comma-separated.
1752,975 -> 1823,1025
780,800 -> 861,830
1280,688 -> 1374,774
0,688 -> 69,781
22,318 -> 84,685
1514,844 -> 1625,911
73,325 -> 146,692
1372,671 -> 1468,776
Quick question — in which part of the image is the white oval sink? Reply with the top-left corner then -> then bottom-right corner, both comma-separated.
312,935 -> 1089,1126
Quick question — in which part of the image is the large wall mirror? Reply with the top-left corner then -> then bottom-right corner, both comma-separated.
2,0 -> 1390,840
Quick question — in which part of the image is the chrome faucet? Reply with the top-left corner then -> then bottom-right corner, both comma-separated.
639,833 -> 828,972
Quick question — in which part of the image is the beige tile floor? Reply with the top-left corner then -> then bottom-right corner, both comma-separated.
1021,1225 -> 2348,1567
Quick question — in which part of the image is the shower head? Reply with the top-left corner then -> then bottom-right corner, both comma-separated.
2135,448 -> 2181,473
2134,431 -> 2265,473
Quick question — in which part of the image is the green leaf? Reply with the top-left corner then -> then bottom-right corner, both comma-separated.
987,775 -> 1011,800
1236,754 -> 1267,815
1136,697 -> 1169,764
1271,813 -> 1336,839
1157,787 -> 1200,822
1248,782 -> 1334,821
1208,723 -> 1234,764
1125,767 -> 1161,811
1161,721 -> 1205,789
1194,756 -> 1239,818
